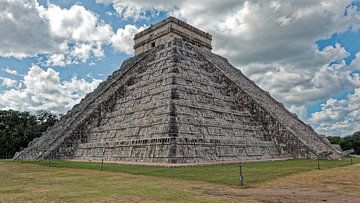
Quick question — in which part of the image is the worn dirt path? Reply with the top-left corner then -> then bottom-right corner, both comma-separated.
196,164 -> 360,202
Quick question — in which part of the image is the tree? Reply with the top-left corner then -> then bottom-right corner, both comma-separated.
348,131 -> 360,155
328,131 -> 360,155
327,136 -> 345,146
34,110 -> 58,133
0,110 -> 58,158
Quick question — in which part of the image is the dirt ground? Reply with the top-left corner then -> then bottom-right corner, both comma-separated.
196,163 -> 360,203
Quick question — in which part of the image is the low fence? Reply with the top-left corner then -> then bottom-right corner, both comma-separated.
0,152 -> 13,159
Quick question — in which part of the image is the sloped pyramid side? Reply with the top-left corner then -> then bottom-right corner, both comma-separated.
60,40 -> 285,163
14,42 -> 188,162
14,38 -> 339,163
165,40 -> 283,162
72,40 -> 298,163
159,39 -> 339,162
198,45 -> 340,159
13,50 -> 156,160
72,44 -> 181,162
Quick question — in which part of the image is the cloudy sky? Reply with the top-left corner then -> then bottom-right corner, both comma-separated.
0,0 -> 359,136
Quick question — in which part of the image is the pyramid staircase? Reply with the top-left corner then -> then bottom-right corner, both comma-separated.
14,17 -> 340,163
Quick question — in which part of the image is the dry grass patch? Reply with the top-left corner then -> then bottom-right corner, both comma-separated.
0,161 -> 256,203
1,159 -> 359,203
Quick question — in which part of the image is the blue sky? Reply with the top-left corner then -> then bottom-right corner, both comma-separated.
0,0 -> 165,81
0,0 -> 359,136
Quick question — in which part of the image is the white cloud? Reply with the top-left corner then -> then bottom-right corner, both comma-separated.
96,0 -> 176,20
45,4 -> 113,43
0,0 -> 59,58
47,54 -> 66,67
93,42 -> 105,58
3,68 -> 19,75
0,0 -> 359,136
0,65 -> 101,114
111,25 -> 146,54
0,0 -> 148,65
310,88 -> 360,136
97,0 -> 360,135
0,0 -> 113,65
288,104 -> 307,120
0,77 -> 17,88
249,44 -> 358,107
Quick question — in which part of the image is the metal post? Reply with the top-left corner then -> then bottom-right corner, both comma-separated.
350,156 -> 353,165
317,158 -> 320,170
101,148 -> 106,171
48,153 -> 51,167
239,163 -> 244,187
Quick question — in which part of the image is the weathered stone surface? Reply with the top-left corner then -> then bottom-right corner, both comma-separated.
134,16 -> 212,55
14,17 -> 340,163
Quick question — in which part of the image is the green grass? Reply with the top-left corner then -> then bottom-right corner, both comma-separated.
0,161 -> 244,202
10,157 -> 359,187
1,158 -> 359,202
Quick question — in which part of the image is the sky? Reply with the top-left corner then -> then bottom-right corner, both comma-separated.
0,0 -> 359,137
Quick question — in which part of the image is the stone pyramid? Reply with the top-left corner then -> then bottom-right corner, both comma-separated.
14,17 -> 340,163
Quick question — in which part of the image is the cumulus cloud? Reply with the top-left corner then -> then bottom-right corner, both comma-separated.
310,88 -> 360,136
45,4 -> 112,43
0,0 -> 147,66
0,0 -> 113,65
288,104 -> 307,120
97,0 -> 360,135
3,68 -> 19,75
0,0 -> 148,115
0,77 -> 17,88
96,0 -> 176,19
111,25 -> 146,54
1,0 -> 359,136
0,0 -> 59,58
249,44 -> 358,106
0,65 -> 101,114
46,54 -> 67,67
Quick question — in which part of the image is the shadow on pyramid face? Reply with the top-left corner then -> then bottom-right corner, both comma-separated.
13,17 -> 340,164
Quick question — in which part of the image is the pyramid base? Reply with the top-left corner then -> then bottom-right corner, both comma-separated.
68,157 -> 292,167
66,137 -> 294,163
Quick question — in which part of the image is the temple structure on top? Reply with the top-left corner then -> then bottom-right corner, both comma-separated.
14,16 -> 340,164
134,17 -> 212,55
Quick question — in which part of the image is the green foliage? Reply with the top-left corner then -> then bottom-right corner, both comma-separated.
0,110 -> 58,158
347,132 -> 360,154
328,131 -> 360,154
327,136 -> 344,145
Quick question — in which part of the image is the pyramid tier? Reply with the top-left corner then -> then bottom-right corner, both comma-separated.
14,38 -> 340,163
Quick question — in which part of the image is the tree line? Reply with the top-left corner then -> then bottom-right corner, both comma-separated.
328,131 -> 360,155
0,110 -> 58,158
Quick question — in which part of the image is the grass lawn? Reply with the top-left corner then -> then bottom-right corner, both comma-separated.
0,160 -> 249,203
1,158 -> 359,203
17,157 -> 360,187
